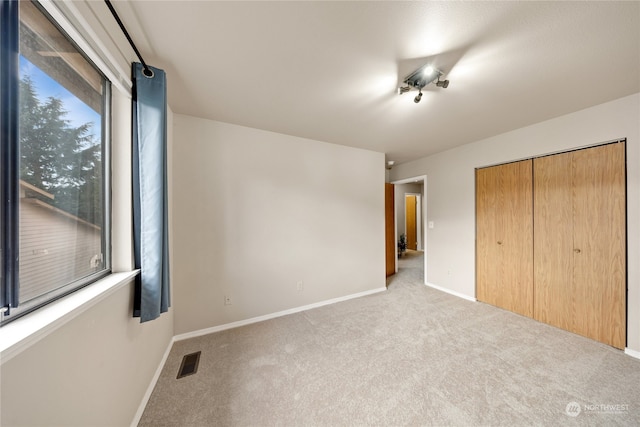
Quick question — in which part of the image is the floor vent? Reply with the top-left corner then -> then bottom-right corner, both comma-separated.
177,351 -> 201,379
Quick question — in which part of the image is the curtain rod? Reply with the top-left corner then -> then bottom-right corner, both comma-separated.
104,0 -> 152,76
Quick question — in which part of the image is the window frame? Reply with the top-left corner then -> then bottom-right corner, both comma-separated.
1,0 -> 112,325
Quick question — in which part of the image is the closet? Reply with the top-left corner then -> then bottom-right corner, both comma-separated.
476,142 -> 626,349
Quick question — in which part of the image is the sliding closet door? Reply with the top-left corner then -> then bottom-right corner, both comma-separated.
534,142 -> 626,349
476,160 -> 533,317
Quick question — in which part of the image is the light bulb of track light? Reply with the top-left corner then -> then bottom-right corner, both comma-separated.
423,66 -> 434,76
414,92 -> 422,103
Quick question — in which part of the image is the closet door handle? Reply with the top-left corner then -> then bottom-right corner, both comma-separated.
497,241 -> 503,245
574,248 -> 581,254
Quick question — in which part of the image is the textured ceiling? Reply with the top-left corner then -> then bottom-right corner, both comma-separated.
115,1 -> 639,164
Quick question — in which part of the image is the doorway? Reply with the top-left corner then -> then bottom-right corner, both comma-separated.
391,176 -> 426,280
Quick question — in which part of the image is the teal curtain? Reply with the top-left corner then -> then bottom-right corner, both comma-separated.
132,62 -> 170,322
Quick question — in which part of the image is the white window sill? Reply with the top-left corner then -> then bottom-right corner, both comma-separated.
0,270 -> 139,365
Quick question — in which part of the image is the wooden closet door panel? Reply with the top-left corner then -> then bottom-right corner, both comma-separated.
476,166 -> 499,305
498,160 -> 533,317
572,143 -> 626,349
476,160 -> 533,317
533,152 -> 573,330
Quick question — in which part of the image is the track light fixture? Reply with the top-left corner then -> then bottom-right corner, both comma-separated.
398,64 -> 449,103
436,77 -> 450,88
414,89 -> 423,104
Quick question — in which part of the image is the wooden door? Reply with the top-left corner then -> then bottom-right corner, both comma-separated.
573,143 -> 626,348
476,165 -> 499,307
385,183 -> 395,277
476,160 -> 533,317
406,195 -> 417,250
534,143 -> 626,349
533,152 -> 574,332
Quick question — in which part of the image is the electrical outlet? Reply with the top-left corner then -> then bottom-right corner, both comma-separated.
297,281 -> 304,292
224,295 -> 232,305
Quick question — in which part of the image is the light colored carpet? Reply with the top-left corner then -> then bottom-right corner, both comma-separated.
139,250 -> 640,426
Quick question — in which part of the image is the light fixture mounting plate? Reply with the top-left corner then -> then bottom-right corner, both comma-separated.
403,64 -> 442,90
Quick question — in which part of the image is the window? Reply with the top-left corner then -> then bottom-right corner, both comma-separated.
1,0 -> 111,324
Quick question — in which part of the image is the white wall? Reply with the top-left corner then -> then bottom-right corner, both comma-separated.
390,93 -> 640,353
172,115 -> 385,335
0,280 -> 173,426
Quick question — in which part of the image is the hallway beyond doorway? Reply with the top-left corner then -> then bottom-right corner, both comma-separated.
388,249 -> 423,287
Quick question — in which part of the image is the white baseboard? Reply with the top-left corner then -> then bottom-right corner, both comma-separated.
131,336 -> 175,427
625,347 -> 640,360
425,282 -> 477,302
174,287 -> 387,342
